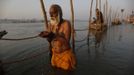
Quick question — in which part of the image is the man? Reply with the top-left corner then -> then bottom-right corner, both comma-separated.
39,4 -> 71,57
96,8 -> 104,24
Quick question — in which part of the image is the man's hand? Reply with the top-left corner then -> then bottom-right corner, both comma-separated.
38,31 -> 50,38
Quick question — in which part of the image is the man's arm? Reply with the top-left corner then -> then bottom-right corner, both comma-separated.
38,24 -> 52,38
63,21 -> 71,42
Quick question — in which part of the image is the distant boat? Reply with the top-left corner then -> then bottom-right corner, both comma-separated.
127,11 -> 134,24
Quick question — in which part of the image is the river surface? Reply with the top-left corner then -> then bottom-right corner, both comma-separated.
0,22 -> 134,75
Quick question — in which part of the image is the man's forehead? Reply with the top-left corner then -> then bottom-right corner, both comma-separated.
50,7 -> 58,14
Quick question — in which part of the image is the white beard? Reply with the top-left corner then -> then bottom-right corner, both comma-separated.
50,15 -> 60,26
50,19 -> 59,25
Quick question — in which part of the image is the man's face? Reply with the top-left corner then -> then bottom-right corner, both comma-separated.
49,8 -> 60,25
49,7 -> 58,17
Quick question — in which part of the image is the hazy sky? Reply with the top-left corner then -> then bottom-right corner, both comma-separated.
0,0 -> 134,20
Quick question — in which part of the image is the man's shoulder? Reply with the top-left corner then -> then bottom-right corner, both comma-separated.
62,20 -> 71,26
63,20 -> 70,23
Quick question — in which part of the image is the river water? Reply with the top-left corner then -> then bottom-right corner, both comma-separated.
0,22 -> 134,75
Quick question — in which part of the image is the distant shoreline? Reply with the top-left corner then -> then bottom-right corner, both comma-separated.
0,19 -> 44,23
0,19 -> 88,23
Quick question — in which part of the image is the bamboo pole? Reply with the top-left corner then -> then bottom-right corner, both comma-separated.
99,0 -> 102,28
96,0 -> 98,9
115,8 -> 119,19
121,9 -> 124,22
87,0 -> 93,43
108,6 -> 112,26
89,0 -> 94,23
40,0 -> 48,30
106,0 -> 108,24
70,0 -> 75,52
99,0 -> 101,11
103,4 -> 106,23
40,0 -> 52,58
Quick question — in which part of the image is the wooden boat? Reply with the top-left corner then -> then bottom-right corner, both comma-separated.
125,12 -> 134,24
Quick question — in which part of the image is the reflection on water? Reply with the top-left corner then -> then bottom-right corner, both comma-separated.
89,29 -> 107,48
0,22 -> 134,75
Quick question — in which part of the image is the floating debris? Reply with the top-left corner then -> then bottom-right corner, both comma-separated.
0,30 -> 8,39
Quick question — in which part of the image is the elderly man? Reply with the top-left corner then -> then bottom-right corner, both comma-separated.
39,4 -> 71,57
